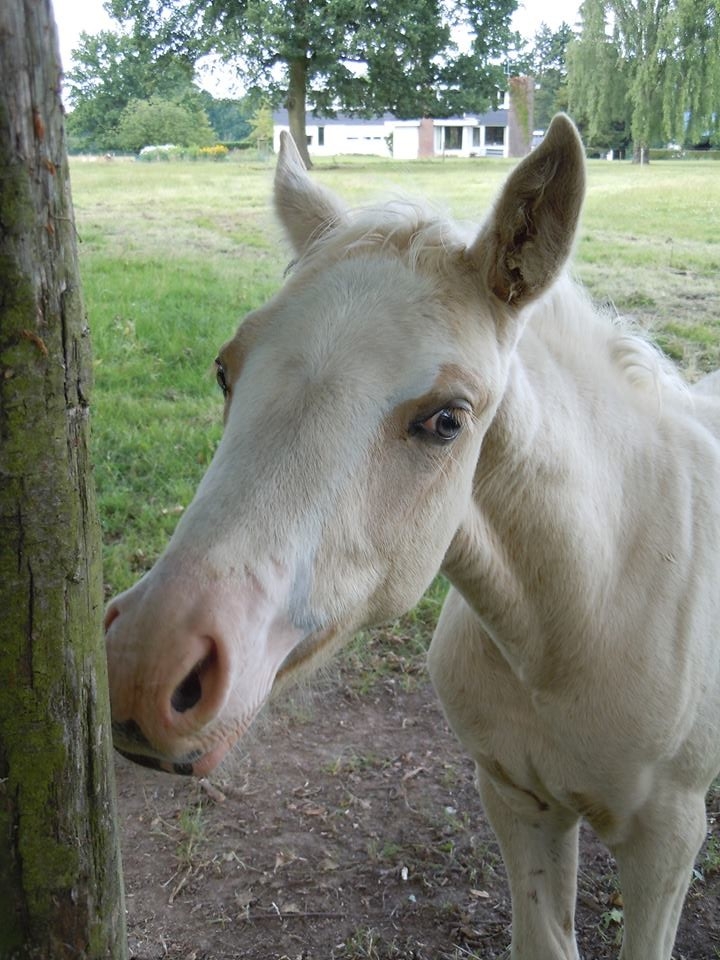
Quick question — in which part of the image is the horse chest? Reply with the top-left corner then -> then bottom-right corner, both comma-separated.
428,587 -> 659,838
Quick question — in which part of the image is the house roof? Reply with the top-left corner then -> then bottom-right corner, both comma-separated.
437,109 -> 508,126
273,108 -> 509,127
273,109 -> 396,126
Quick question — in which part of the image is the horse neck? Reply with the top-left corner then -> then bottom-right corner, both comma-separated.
441,316 -> 643,680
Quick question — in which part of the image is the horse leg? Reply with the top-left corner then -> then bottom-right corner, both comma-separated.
609,787 -> 707,960
477,767 -> 582,960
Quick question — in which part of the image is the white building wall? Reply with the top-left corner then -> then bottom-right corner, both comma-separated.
273,121 -> 391,157
333,123 -> 391,156
392,123 -> 420,160
273,112 -> 511,160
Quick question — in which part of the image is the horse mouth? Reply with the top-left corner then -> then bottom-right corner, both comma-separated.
116,748 -> 195,776
113,720 -> 233,777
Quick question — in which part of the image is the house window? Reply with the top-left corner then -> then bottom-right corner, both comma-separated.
485,126 -> 505,147
443,126 -> 462,150
472,127 -> 480,147
318,126 -> 325,147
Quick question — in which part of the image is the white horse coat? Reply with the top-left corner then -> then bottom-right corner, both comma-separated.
106,115 -> 720,959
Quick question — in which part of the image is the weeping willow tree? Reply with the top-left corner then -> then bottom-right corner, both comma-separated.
567,0 -> 630,155
0,1 -> 127,956
661,0 -> 720,146
567,0 -> 720,160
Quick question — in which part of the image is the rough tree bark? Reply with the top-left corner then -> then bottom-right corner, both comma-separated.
0,1 -> 127,957
286,57 -> 313,169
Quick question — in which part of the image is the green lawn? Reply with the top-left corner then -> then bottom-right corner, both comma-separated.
69,153 -> 720,595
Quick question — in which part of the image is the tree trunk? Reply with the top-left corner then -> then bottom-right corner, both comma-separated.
0,2 -> 127,957
286,57 -> 312,168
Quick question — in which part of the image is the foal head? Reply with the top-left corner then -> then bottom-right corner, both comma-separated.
105,115 -> 586,775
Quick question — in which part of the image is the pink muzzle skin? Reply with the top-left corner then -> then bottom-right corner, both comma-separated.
105,561 -> 310,776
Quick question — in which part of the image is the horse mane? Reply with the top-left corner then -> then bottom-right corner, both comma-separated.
291,200 -> 690,412
526,277 -> 690,411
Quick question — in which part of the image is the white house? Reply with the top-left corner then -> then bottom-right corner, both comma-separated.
272,111 -> 396,158
425,110 -> 511,159
273,90 -> 531,160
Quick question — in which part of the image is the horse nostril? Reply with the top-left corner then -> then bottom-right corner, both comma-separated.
171,666 -> 203,713
169,643 -> 219,716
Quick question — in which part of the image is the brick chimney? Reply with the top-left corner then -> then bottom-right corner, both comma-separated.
508,76 -> 534,157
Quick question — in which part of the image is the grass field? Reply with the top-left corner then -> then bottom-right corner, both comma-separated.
68,153 -> 720,596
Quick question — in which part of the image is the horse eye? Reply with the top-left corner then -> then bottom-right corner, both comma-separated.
412,404 -> 469,442
215,359 -> 229,399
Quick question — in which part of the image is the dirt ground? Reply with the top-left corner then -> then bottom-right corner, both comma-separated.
117,629 -> 720,960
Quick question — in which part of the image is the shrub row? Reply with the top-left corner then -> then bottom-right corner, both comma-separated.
137,143 -> 231,161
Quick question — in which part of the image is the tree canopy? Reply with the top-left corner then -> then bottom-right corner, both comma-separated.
567,0 -> 720,159
65,29 -> 200,150
70,0 -> 519,164
567,0 -> 630,155
116,95 -> 217,151
516,22 -> 574,132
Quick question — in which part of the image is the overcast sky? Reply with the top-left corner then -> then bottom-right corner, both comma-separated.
51,0 -> 581,97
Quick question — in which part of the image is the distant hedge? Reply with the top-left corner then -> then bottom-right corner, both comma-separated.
649,148 -> 720,160
137,144 -> 229,161
584,146 -> 720,161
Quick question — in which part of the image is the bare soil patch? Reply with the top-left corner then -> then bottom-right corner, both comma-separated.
117,635 -> 720,960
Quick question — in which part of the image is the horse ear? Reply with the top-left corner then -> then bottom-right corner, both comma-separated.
274,131 -> 347,255
469,113 -> 586,309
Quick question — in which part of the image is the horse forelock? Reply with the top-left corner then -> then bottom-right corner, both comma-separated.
285,199 -> 689,415
289,198 -> 469,281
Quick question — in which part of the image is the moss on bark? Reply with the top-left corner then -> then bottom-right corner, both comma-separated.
0,2 -> 127,956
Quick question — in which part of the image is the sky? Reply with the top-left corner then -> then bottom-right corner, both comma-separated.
51,0 -> 581,97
